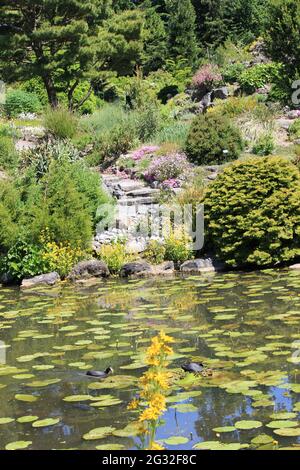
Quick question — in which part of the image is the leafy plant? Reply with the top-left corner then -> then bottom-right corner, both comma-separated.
44,107 -> 79,139
205,156 -> 300,267
164,231 -> 193,264
185,113 -> 244,165
252,133 -> 275,156
0,135 -> 19,171
144,240 -> 166,265
97,240 -> 129,274
144,153 -> 190,184
289,119 -> 300,141
4,89 -> 42,118
239,63 -> 282,94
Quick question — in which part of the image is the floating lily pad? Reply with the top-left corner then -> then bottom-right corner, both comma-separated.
235,420 -> 263,430
251,434 -> 274,446
5,441 -> 32,450
15,394 -> 38,402
213,426 -> 236,433
17,415 -> 39,423
83,426 -> 116,440
32,418 -> 60,428
63,395 -> 93,402
273,428 -> 300,437
266,420 -> 298,429
163,436 -> 189,445
0,417 -> 14,425
96,444 -> 125,450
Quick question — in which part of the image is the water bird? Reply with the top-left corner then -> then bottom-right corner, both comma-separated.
86,366 -> 114,378
181,362 -> 204,373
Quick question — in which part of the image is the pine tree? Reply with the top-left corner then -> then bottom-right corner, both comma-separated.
165,0 -> 198,65
0,1 -> 143,108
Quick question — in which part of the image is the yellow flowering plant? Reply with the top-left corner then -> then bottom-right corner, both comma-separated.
128,331 -> 174,450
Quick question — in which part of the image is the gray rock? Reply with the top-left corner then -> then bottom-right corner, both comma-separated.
68,259 -> 110,281
21,272 -> 60,289
212,87 -> 228,100
120,261 -> 152,278
287,110 -> 300,120
151,261 -> 175,276
289,263 -> 300,270
180,258 -> 225,274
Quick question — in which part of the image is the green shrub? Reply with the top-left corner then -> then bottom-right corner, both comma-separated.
239,63 -> 282,94
252,133 -> 275,156
164,232 -> 193,264
1,238 -> 47,280
0,135 -> 19,171
154,121 -> 190,147
97,240 -> 129,274
205,156 -> 300,267
4,89 -> 42,118
20,78 -> 48,107
0,180 -> 22,252
185,114 -> 244,165
44,106 -> 78,139
289,119 -> 300,141
144,240 -> 166,264
222,62 -> 246,83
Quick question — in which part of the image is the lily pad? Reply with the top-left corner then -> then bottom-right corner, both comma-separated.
266,420 -> 298,429
235,420 -> 263,430
83,426 -> 116,440
0,417 -> 14,425
5,441 -> 32,450
163,436 -> 189,445
273,428 -> 300,437
32,418 -> 60,428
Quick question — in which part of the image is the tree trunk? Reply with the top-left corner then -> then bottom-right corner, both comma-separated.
43,75 -> 59,108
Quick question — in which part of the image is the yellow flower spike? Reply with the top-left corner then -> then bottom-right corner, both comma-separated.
127,398 -> 140,410
148,442 -> 165,451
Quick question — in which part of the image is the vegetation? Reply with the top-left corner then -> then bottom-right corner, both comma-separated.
205,157 -> 300,267
185,114 -> 244,165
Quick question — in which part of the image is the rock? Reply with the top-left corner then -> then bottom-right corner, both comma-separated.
199,92 -> 212,112
68,259 -> 110,281
212,87 -> 228,100
117,180 -> 146,192
180,258 -> 225,274
0,272 -> 14,286
276,118 -> 292,130
151,261 -> 175,276
120,261 -> 152,278
21,272 -> 60,289
289,263 -> 300,270
287,110 -> 300,120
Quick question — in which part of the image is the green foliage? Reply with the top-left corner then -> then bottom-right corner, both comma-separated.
44,107 -> 79,139
0,180 -> 22,252
0,1 -> 142,108
288,119 -> 300,140
154,121 -> 190,148
165,0 -> 198,65
97,240 -> 129,274
252,133 -> 275,156
264,0 -> 300,78
1,238 -> 47,281
185,114 -> 244,165
239,63 -> 282,94
205,156 -> 300,267
0,135 -> 19,171
164,232 -> 193,264
4,90 -> 42,118
20,78 -> 49,107
144,240 -> 166,265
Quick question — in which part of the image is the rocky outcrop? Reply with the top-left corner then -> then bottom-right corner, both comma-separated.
21,272 -> 60,288
120,260 -> 175,278
67,259 -> 110,281
289,263 -> 300,270
180,258 -> 226,274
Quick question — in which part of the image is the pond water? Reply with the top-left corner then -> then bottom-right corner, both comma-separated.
0,269 -> 300,450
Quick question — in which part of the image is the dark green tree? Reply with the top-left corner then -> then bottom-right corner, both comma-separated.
165,0 -> 198,65
264,0 -> 300,78
139,0 -> 168,73
0,1 -> 143,108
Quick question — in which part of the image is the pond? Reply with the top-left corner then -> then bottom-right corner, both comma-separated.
0,269 -> 300,451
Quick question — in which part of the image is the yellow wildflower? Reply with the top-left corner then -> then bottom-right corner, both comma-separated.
127,398 -> 140,410
148,442 -> 165,451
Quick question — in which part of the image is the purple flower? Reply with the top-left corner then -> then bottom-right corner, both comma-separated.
144,153 -> 190,183
130,145 -> 159,161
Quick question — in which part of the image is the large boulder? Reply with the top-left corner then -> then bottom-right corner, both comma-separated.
120,261 -> 152,278
68,259 -> 110,281
120,261 -> 175,278
212,87 -> 228,100
180,258 -> 225,274
21,272 -> 60,289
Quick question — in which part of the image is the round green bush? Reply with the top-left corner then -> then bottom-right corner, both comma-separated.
4,89 -> 42,118
185,114 -> 244,165
205,156 -> 300,267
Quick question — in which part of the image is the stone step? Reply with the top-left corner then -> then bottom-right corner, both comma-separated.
118,196 -> 156,206
117,180 -> 146,192
125,188 -> 160,198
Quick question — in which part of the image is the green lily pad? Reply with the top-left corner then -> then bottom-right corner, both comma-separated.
15,394 -> 38,402
17,415 -> 39,423
251,434 -> 274,446
171,403 -> 198,413
163,436 -> 189,445
270,412 -> 297,420
96,444 -> 125,450
273,428 -> 300,437
0,417 -> 14,425
83,426 -> 116,440
213,426 -> 236,433
266,420 -> 298,429
32,418 -> 60,428
235,420 -> 263,430
5,441 -> 32,450
63,395 -> 93,402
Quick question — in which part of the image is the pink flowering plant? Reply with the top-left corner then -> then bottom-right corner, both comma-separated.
191,64 -> 223,93
144,153 -> 191,186
130,145 -> 160,161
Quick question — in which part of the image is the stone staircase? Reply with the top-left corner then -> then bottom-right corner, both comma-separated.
94,174 -> 161,254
